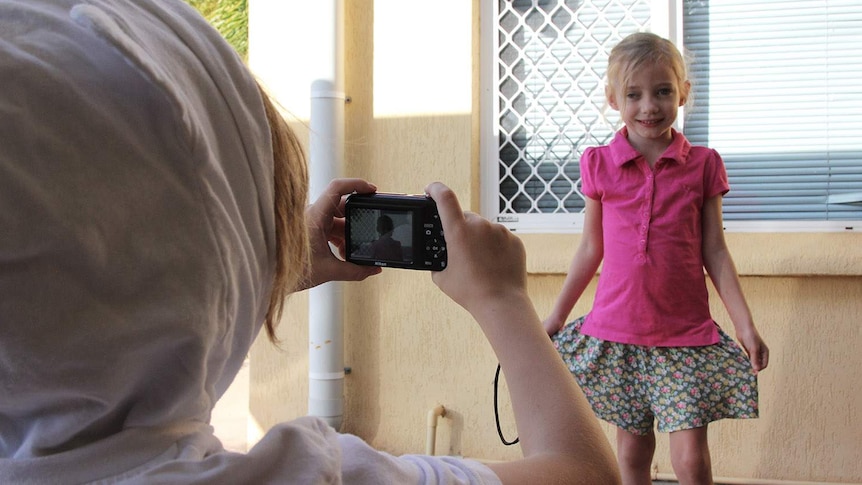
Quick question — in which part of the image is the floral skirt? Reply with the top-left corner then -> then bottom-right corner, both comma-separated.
552,315 -> 759,435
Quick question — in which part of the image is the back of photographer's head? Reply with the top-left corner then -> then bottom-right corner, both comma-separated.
0,0 -> 297,463
377,214 -> 395,235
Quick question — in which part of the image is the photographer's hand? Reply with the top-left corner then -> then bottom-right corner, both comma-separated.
298,178 -> 382,291
424,182 -> 620,485
425,182 -> 527,315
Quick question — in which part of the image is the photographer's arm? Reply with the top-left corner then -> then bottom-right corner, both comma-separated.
426,183 -> 620,485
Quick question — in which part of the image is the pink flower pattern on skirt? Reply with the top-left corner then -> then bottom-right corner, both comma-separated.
552,315 -> 759,435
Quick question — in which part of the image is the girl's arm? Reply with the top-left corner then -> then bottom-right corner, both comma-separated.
543,197 -> 604,335
702,195 -> 769,372
426,183 -> 620,485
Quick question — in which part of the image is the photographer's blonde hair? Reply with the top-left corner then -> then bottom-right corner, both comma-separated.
258,84 -> 310,343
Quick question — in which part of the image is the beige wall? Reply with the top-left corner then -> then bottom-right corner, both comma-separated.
248,1 -> 862,483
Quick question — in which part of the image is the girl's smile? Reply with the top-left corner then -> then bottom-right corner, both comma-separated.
607,62 -> 690,161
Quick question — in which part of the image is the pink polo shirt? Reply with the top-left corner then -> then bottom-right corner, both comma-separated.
579,128 -> 729,347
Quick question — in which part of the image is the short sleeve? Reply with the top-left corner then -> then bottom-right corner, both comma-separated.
339,432 -> 502,484
702,148 -> 730,198
126,417 -> 500,484
579,147 -> 601,200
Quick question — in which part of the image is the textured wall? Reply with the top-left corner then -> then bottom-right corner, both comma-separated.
248,1 -> 862,482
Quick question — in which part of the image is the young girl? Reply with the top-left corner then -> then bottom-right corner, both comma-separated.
544,32 -> 769,485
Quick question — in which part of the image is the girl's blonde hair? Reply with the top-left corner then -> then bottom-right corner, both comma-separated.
258,84 -> 310,343
606,32 -> 691,109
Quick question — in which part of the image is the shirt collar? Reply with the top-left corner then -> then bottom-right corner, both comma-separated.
607,127 -> 692,167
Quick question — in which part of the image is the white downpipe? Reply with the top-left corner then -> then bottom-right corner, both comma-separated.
425,405 -> 447,455
308,0 -> 345,430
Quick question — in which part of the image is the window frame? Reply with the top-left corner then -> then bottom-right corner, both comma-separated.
480,0 -> 862,234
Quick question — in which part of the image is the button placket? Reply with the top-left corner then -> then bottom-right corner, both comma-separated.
638,166 -> 657,259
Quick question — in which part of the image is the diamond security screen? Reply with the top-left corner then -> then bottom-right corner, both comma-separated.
495,0 -> 650,217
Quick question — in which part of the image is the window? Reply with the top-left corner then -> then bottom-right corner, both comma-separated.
481,0 -> 862,233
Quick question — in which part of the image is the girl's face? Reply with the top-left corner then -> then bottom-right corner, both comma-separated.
607,62 -> 689,149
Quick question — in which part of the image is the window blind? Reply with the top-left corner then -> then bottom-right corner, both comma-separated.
683,0 -> 862,223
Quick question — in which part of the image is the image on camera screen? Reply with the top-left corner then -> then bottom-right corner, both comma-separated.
347,207 -> 414,264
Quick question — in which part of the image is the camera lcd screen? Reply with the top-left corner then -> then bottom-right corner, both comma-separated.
347,207 -> 414,265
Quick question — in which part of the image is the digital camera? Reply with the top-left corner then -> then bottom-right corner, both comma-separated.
345,193 -> 447,271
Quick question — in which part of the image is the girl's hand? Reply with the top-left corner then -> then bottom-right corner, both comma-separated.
299,178 -> 382,291
424,182 -> 528,316
736,326 -> 769,373
543,317 -> 565,337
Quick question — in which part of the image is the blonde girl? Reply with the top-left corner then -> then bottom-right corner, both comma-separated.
545,32 -> 769,485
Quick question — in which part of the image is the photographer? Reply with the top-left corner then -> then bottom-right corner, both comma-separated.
368,214 -> 404,261
0,0 -> 619,483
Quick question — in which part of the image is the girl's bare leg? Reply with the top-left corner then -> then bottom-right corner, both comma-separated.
669,426 -> 713,485
616,427 -> 655,485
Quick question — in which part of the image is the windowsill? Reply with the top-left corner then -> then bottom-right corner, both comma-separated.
521,232 -> 862,277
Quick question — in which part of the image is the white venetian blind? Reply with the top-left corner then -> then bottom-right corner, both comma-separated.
683,0 -> 862,224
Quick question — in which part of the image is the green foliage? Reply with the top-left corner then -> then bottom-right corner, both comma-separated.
185,0 -> 248,59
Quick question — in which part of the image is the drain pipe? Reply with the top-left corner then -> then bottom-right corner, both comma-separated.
308,0 -> 346,430
425,405 -> 447,455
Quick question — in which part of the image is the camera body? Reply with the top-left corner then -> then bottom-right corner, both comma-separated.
345,193 -> 447,271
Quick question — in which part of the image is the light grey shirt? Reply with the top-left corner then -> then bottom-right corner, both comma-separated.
0,1 -> 499,483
